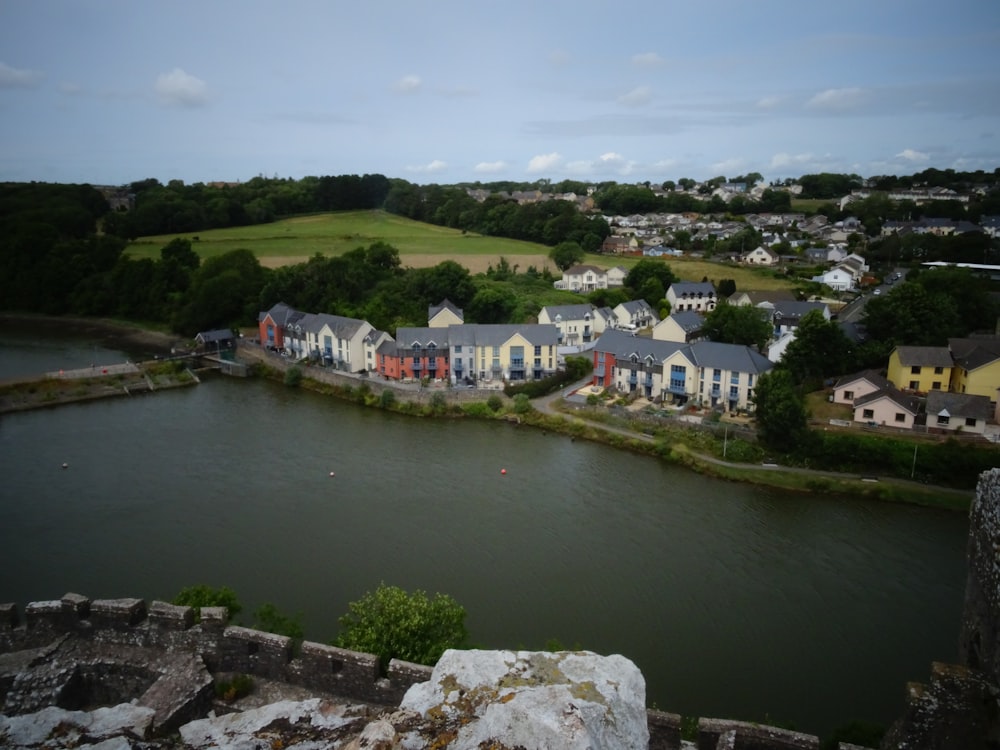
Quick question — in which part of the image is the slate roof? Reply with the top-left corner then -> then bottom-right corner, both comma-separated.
596,330 -> 773,375
771,301 -> 828,321
893,346 -> 953,368
853,387 -> 921,414
259,302 -> 305,327
949,336 -> 1000,371
541,303 -> 596,321
428,299 -> 463,322
667,311 -> 705,333
445,324 -> 560,348
563,264 -> 607,276
618,299 -> 654,316
926,391 -> 992,420
669,281 -> 716,297
294,312 -> 368,340
834,369 -> 890,391
195,329 -> 235,344
395,327 -> 448,348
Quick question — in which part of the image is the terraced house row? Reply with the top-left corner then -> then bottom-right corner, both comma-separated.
258,301 -> 560,386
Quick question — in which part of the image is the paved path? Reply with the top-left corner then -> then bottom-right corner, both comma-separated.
532,378 -> 972,498
47,362 -> 141,379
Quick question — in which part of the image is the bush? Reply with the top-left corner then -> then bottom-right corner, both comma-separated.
253,602 -> 304,639
486,393 -> 503,412
379,389 -> 396,409
429,392 -> 447,415
173,584 -> 242,620
283,366 -> 303,387
215,673 -> 254,702
334,583 -> 469,672
512,393 -> 533,414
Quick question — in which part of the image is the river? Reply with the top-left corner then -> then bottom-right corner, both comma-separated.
0,329 -> 971,739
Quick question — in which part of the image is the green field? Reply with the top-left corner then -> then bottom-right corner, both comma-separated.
127,210 -> 555,273
128,209 -> 800,294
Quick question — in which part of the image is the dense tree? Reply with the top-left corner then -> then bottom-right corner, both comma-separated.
861,283 -> 963,346
752,370 -> 808,453
702,302 -> 772,351
549,241 -> 585,271
172,248 -> 268,334
466,285 -> 517,323
908,267 -> 999,334
778,310 -> 853,389
624,259 -> 678,295
334,584 -> 469,671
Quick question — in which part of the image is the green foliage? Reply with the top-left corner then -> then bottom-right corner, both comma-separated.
563,355 -> 593,381
512,393 -> 533,414
379,388 -> 397,409
467,284 -> 517,323
486,393 -> 504,412
752,370 -> 808,452
701,301 -> 772,351
173,585 -> 243,619
284,365 -> 303,387
334,583 -> 469,671
252,602 -> 304,639
549,240 -> 585,271
428,391 -> 448,415
778,309 -> 852,389
624,259 -> 678,298
215,673 -> 254,702
862,282 -> 963,346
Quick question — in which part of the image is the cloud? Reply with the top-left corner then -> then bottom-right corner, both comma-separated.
474,161 -> 507,173
393,75 -> 422,93
770,152 -> 816,170
618,85 -> 652,107
805,87 -> 867,111
406,159 -> 447,173
563,153 -> 638,177
711,158 -> 745,175
0,61 -> 43,88
527,152 -> 562,173
631,52 -> 663,67
896,148 -> 929,162
755,95 -> 783,110
154,68 -> 208,107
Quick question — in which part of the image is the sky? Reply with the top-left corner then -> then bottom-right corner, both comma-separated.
2,0 -> 1000,187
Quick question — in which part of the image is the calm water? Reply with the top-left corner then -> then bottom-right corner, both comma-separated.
0,332 -> 971,738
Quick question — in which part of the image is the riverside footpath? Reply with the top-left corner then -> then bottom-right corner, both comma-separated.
534,378 -> 972,508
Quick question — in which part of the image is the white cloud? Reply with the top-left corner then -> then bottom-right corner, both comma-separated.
0,61 -> 43,88
406,159 -> 447,173
631,52 -> 663,66
154,68 -> 208,107
896,148 -> 929,162
806,87 -> 867,111
755,95 -> 783,110
474,161 -> 507,173
711,158 -> 745,175
393,75 -> 422,93
527,152 -> 562,173
618,85 -> 652,107
564,152 -> 638,177
770,152 -> 815,170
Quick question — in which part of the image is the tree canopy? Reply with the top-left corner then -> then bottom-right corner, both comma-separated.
701,302 -> 772,351
334,583 -> 469,671
751,370 -> 808,453
778,309 -> 853,389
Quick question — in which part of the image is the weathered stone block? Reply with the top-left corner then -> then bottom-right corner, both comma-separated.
24,600 -> 63,631
698,717 -> 819,750
149,600 -> 195,630
647,708 -> 682,750
91,598 -> 147,628
0,602 -> 19,631
221,626 -> 291,679
60,593 -> 90,621
199,606 -> 229,631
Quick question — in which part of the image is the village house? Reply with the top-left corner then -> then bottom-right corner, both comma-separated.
925,391 -> 992,435
666,281 -> 718,313
554,264 -> 626,292
591,330 -> 773,411
949,335 -> 1000,403
538,303 -> 606,346
742,245 -> 780,266
446,324 -> 559,386
612,299 -> 659,330
832,370 -> 892,406
652,311 -> 705,343
281,312 -> 375,372
887,345 -> 954,394
852,386 -> 921,429
428,299 -> 464,328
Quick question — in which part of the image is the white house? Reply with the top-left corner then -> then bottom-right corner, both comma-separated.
667,281 -> 718,313
283,312 -> 375,372
612,299 -> 659,330
743,246 -> 780,266
538,303 -> 605,345
555,264 -> 625,292
652,311 -> 705,343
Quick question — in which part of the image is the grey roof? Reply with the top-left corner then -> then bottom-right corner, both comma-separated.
445,324 -> 560,348
667,311 -> 705,333
669,281 -> 716,296
771,301 -> 827,321
395,327 -> 449,348
949,336 -> 1000,371
195,329 -> 235,343
564,263 -> 607,275
259,302 -> 305,327
618,299 -> 653,315
893,345 -> 953,367
925,391 -> 992,420
541,303 -> 596,320
596,331 -> 773,374
853,387 -> 921,414
428,299 -> 463,322
833,369 -> 890,391
295,312 -> 368,340
728,290 -> 798,306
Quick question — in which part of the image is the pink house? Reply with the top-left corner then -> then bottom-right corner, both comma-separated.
832,370 -> 891,406
852,387 -> 921,429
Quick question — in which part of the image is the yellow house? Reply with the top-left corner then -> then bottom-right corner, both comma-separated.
949,336 -> 1000,404
428,299 -> 464,328
886,346 -> 953,393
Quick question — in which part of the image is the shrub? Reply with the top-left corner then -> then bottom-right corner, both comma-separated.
429,392 -> 447,415
334,583 -> 469,672
173,584 -> 242,620
486,393 -> 503,412
215,673 -> 254,702
379,389 -> 396,409
283,366 -> 303,387
512,393 -> 533,414
253,602 -> 304,639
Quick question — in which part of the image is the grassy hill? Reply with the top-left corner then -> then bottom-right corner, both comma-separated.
127,209 -> 800,294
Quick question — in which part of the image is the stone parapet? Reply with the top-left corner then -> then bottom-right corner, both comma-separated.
697,717 -> 819,749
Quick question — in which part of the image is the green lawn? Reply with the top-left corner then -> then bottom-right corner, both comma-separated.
127,210 -> 554,272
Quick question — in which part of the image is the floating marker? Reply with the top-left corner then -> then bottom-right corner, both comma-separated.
501,468 -> 507,475
329,471 -> 336,477
61,463 -> 68,469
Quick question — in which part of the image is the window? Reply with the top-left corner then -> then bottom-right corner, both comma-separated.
937,415 -> 950,426
493,345 -> 500,357
862,408 -> 874,419
894,413 -> 906,423
932,381 -> 941,390
934,366 -> 944,374
455,345 -> 462,353
910,366 -> 921,375
534,345 -> 542,356
713,368 -> 721,382
843,390 -> 854,400
909,381 -> 919,390
966,417 -> 977,427
730,372 -> 739,385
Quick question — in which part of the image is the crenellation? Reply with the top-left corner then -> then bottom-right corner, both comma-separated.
220,625 -> 292,680
384,658 -> 434,704
697,717 -> 819,749
290,641 -> 381,701
0,602 -> 19,631
24,600 -> 64,632
148,600 -> 195,631
90,597 -> 147,629
60,593 -> 89,621
646,708 -> 682,749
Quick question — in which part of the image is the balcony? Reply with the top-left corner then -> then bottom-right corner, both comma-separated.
511,359 -> 525,368
412,361 -> 422,371
629,374 -> 638,385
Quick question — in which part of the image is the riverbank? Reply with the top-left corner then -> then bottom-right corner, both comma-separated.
0,314 -> 187,358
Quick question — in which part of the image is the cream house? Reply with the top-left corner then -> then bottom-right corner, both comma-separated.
538,303 -> 606,345
555,264 -> 624,292
852,387 -> 921,429
832,371 -> 892,406
666,282 -> 717,313
742,246 -> 780,265
925,391 -> 991,435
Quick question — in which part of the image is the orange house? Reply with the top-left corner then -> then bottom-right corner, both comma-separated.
258,302 -> 304,351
